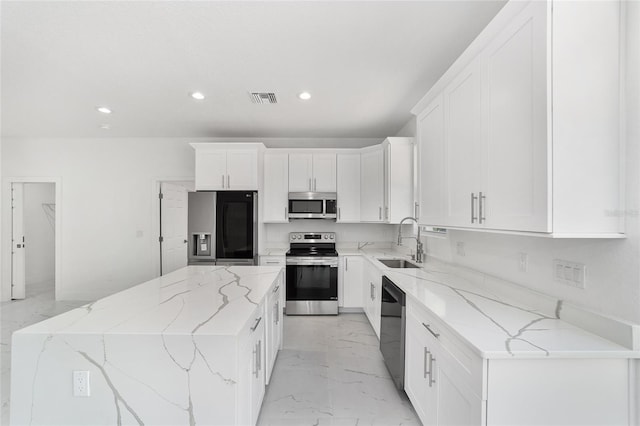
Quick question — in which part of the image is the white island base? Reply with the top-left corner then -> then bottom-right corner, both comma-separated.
10,265 -> 284,426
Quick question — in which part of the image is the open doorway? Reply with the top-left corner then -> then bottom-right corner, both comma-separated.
10,182 -> 56,300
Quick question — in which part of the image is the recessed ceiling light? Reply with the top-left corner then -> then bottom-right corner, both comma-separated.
190,92 -> 206,100
96,106 -> 112,114
298,92 -> 311,100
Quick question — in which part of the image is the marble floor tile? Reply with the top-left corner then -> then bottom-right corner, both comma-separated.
0,280 -> 89,425
258,314 -> 420,426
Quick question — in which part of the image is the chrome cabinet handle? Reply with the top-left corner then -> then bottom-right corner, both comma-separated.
345,257 -> 348,271
428,351 -> 436,387
423,347 -> 429,379
314,178 -> 317,191
272,285 -> 280,293
266,261 -> 280,265
422,322 -> 440,339
227,174 -> 230,188
479,192 -> 486,224
385,206 -> 389,221
252,344 -> 258,377
251,316 -> 262,332
275,301 -> 280,325
471,193 -> 478,223
379,207 -> 382,220
338,207 -> 341,220
222,175 -> 225,188
415,202 -> 419,220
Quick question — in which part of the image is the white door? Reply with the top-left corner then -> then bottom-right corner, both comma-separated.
160,183 -> 189,275
227,150 -> 258,190
336,153 -> 360,222
312,153 -> 337,192
263,153 -> 289,222
11,183 -> 26,299
288,153 -> 313,192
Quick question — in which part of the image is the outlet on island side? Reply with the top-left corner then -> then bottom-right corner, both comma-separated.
73,370 -> 91,397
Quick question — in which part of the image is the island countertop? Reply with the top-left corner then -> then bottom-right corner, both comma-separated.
14,265 -> 283,337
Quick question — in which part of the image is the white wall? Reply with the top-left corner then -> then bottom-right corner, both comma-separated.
23,183 -> 55,286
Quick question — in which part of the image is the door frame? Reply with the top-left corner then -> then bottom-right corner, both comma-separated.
150,177 -> 194,277
2,177 -> 62,302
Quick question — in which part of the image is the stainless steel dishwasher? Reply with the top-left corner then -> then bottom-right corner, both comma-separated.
380,275 -> 406,390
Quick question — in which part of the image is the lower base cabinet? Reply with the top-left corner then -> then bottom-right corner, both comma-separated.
265,272 -> 283,384
237,301 -> 266,426
362,258 -> 382,339
405,299 -> 631,426
339,255 -> 364,308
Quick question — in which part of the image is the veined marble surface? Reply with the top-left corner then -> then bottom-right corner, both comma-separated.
10,265 -> 283,426
356,249 -> 639,359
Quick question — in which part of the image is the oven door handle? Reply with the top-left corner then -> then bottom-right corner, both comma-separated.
286,258 -> 338,267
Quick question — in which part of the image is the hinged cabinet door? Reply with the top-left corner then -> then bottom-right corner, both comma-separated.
226,150 -> 258,190
288,153 -> 313,192
336,154 -> 361,222
312,153 -> 337,192
360,148 -> 385,222
195,150 -> 227,190
263,153 -> 289,222
443,59 -> 483,228
481,0 -> 550,232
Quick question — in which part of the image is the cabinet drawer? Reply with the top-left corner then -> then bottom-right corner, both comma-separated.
407,299 -> 485,397
259,255 -> 286,266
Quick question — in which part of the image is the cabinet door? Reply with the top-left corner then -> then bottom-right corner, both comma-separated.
195,150 -> 227,190
265,283 -> 282,384
288,153 -> 313,192
385,139 -> 414,224
336,154 -> 361,222
434,359 -> 483,426
443,59 -> 483,227
360,148 -> 385,222
405,311 -> 436,426
312,153 -> 337,192
482,0 -> 549,232
418,95 -> 446,226
263,153 -> 289,222
340,256 -> 363,308
250,314 -> 266,426
226,150 -> 258,190
367,264 -> 382,339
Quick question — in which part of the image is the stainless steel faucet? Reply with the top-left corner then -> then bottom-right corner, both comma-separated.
398,217 -> 424,263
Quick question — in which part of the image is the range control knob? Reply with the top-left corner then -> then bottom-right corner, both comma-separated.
330,235 -> 334,239
324,235 -> 328,239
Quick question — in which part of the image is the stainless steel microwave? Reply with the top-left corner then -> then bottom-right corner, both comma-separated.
288,192 -> 337,219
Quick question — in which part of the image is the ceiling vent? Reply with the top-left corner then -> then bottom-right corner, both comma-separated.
249,92 -> 278,104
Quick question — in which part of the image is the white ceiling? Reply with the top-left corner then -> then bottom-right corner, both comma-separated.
1,1 -> 506,139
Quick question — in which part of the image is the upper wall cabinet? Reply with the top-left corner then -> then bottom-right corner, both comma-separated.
414,0 -> 623,237
263,152 -> 289,223
337,153 -> 361,222
384,137 -> 415,223
360,145 -> 385,223
288,153 -> 337,193
192,143 -> 262,191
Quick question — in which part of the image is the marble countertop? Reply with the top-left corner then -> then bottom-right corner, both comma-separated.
355,249 -> 639,359
14,265 -> 283,337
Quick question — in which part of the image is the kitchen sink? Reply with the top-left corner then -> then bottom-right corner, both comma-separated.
377,258 -> 421,269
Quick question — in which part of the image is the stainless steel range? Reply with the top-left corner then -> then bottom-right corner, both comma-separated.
285,232 -> 338,315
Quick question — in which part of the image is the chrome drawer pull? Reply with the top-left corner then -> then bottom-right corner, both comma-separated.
422,322 -> 440,339
251,316 -> 262,332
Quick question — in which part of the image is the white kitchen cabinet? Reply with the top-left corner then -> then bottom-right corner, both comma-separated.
263,153 -> 289,223
383,137 -> 414,223
237,301 -> 266,426
265,273 -> 283,384
361,258 -> 381,339
259,255 -> 286,267
412,0 -> 623,237
360,146 -> 385,223
417,95 -> 445,226
338,255 -> 363,309
192,143 -> 261,191
443,58 -> 483,228
405,298 -> 630,426
288,153 -> 336,192
336,153 -> 361,222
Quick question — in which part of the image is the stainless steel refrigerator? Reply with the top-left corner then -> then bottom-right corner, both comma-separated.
187,191 -> 257,266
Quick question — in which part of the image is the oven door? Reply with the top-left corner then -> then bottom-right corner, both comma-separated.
286,257 -> 338,315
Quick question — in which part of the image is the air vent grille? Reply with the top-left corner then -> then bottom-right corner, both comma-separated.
249,92 -> 278,104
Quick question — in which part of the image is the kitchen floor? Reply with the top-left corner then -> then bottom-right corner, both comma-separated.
258,314 -> 420,426
0,280 -> 89,425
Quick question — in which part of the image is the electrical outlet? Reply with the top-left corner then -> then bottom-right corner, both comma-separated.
553,259 -> 586,289
73,370 -> 90,397
456,241 -> 465,256
518,253 -> 528,272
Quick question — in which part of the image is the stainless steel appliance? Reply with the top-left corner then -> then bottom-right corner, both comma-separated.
288,192 -> 337,219
285,232 -> 338,315
187,191 -> 257,266
380,275 -> 406,390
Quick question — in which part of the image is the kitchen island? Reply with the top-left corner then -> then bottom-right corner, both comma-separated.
10,265 -> 284,426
